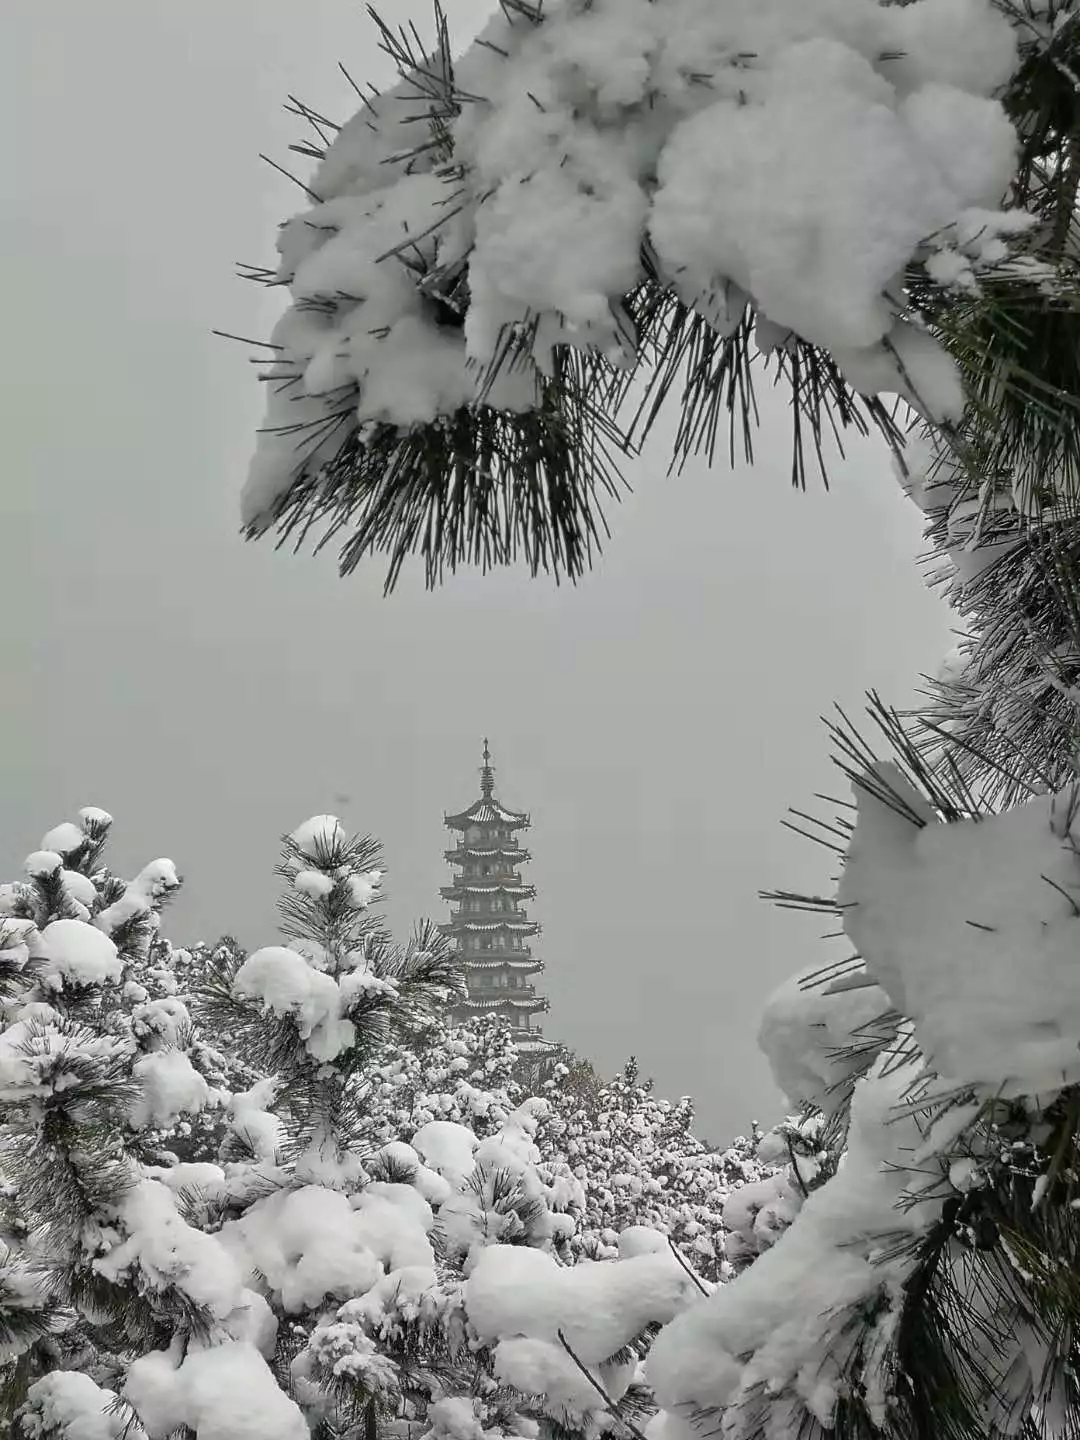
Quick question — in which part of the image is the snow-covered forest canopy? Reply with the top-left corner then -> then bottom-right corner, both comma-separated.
7,0 -> 1080,1436
0,807 -> 792,1439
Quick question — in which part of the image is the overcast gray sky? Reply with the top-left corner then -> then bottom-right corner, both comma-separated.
2,0 -> 951,1138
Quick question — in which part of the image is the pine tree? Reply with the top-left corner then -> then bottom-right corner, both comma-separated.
0,806 -> 214,1410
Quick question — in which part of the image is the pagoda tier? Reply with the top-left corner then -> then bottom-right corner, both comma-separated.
466,996 -> 550,1013
441,743 -> 549,1041
444,800 -> 531,829
444,844 -> 532,863
439,881 -> 537,900
443,789 -> 530,830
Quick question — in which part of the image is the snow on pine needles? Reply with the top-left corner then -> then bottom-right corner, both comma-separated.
241,0 -> 1053,589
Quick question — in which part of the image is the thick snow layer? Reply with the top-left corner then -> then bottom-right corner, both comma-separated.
359,1179 -> 435,1235
412,1119 -> 479,1185
617,1225 -> 671,1259
722,1170 -> 805,1265
245,0 -> 1028,526
291,868 -> 335,899
36,919 -> 121,990
130,1050 -> 211,1131
219,1183 -> 432,1314
94,1179 -> 246,1321
648,1051 -> 937,1427
22,1372 -> 127,1440
351,1188 -> 436,1269
493,1336 -> 605,1419
0,916 -> 36,974
131,996 -> 191,1050
652,41 -> 1013,357
758,960 -> 891,1114
232,947 -> 355,1061
78,806 -> 113,830
421,1398 -> 489,1440
467,1244 -> 700,1365
155,1161 -> 228,1199
25,850 -> 64,879
226,1079 -> 283,1163
0,1015 -> 128,1102
61,869 -> 98,911
125,1342 -> 307,1440
39,823 -> 86,858
290,815 -> 346,859
841,767 -> 1080,1096
95,860 -> 181,938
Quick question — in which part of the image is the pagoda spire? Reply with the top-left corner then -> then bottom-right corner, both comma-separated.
439,747 -> 549,1050
480,736 -> 494,799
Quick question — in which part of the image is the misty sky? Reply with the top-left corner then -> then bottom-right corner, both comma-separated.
2,0 -> 951,1137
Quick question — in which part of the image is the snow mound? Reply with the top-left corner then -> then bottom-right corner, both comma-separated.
842,766 -> 1080,1095
291,815 -> 346,858
37,919 -> 121,990
467,1244 -> 700,1365
125,1342 -> 307,1440
39,822 -> 86,858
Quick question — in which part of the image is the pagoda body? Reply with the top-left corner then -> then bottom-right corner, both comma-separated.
441,743 -> 548,1047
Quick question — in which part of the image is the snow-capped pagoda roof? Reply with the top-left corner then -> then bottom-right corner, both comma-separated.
444,740 -> 530,830
439,881 -> 536,899
464,955 -> 542,971
439,918 -> 539,934
468,994 -> 549,1012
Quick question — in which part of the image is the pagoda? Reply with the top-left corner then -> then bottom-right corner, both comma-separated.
440,741 -> 548,1046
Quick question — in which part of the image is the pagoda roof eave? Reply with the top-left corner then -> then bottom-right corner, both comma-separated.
445,846 -> 531,862
460,996 -> 549,1011
444,799 -> 530,828
463,957 -> 542,970
439,919 -> 538,934
440,883 -> 536,897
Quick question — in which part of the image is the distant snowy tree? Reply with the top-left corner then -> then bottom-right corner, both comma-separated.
537,1056 -> 761,1281
350,1021 -> 766,1284
357,1012 -> 524,1148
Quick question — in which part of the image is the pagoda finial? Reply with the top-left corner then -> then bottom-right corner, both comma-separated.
480,737 -> 494,798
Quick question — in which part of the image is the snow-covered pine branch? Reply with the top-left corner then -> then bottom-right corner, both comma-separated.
239,0 -> 1066,589
646,709 -> 1080,1439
